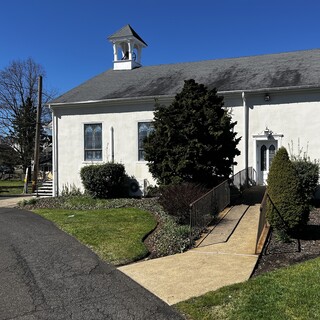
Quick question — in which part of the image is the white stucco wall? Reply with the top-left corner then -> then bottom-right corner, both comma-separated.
52,100 -> 164,194
52,88 -> 320,194
223,95 -> 244,174
227,89 -> 320,181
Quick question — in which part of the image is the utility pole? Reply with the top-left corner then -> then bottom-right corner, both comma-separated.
32,75 -> 42,194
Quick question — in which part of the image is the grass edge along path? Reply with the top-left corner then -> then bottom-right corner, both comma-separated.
34,207 -> 157,266
175,257 -> 320,320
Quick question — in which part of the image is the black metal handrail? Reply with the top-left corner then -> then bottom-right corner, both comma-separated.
189,180 -> 230,242
188,167 -> 257,244
230,167 -> 257,190
257,192 -> 301,253
256,190 -> 269,253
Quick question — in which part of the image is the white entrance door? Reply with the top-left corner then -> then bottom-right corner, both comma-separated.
256,140 -> 278,185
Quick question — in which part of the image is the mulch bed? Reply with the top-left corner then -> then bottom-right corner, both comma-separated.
252,207 -> 320,277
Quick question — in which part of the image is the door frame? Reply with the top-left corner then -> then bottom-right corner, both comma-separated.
252,129 -> 283,185
256,140 -> 278,185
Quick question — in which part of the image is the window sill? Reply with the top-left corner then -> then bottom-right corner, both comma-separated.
82,160 -> 103,164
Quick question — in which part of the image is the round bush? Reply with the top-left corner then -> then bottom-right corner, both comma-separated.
80,163 -> 128,198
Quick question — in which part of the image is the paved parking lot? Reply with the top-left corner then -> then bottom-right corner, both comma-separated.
0,206 -> 183,320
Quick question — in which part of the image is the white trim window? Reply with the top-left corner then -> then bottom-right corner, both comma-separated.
84,123 -> 102,161
138,122 -> 154,161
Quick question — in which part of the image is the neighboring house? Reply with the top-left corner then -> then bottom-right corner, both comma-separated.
49,24 -> 320,196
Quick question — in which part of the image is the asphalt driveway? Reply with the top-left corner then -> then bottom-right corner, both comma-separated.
0,207 -> 183,320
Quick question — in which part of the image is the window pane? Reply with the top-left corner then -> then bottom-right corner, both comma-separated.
93,125 -> 102,149
139,150 -> 145,161
85,150 -> 93,160
269,145 -> 276,168
85,125 -> 93,149
93,150 -> 102,160
261,145 -> 267,171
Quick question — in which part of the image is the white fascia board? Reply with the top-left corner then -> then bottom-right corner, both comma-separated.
49,95 -> 174,109
48,85 -> 320,109
220,85 -> 320,98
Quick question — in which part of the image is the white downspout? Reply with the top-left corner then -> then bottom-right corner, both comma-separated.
242,92 -> 249,186
110,126 -> 114,163
52,110 -> 58,196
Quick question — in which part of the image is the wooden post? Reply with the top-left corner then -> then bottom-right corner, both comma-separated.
32,76 -> 42,193
23,167 -> 29,194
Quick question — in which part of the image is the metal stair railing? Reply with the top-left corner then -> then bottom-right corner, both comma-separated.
189,180 -> 230,242
258,192 -> 301,253
189,167 -> 257,244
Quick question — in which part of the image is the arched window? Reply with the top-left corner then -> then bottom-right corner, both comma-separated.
84,124 -> 102,161
261,145 -> 267,171
269,144 -> 276,168
138,122 -> 154,161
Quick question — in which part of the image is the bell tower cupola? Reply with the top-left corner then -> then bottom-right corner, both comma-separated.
108,24 -> 148,71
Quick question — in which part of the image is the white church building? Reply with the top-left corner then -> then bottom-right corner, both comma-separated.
49,24 -> 320,196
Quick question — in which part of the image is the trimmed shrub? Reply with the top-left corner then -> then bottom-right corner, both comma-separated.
267,147 -> 309,233
80,163 -> 128,198
158,183 -> 208,224
292,159 -> 319,204
288,140 -> 320,204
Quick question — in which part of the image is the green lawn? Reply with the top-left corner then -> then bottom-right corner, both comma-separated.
34,208 -> 157,265
175,257 -> 320,320
0,180 -> 26,195
0,180 -> 24,187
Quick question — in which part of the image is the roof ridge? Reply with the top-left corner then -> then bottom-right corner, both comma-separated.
139,48 -> 320,69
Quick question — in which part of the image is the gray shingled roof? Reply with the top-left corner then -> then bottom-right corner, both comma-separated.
108,24 -> 147,47
51,49 -> 320,104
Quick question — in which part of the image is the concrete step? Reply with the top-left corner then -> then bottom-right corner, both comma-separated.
33,192 -> 52,197
38,186 -> 52,190
40,182 -> 53,186
33,180 -> 53,197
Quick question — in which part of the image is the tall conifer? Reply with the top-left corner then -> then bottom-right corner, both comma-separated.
144,79 -> 241,187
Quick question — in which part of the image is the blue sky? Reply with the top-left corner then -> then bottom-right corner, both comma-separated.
2,0 -> 320,97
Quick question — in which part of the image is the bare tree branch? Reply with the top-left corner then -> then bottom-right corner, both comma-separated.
0,58 -> 55,170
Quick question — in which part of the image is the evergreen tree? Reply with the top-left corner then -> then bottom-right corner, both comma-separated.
144,79 -> 241,187
267,147 -> 309,232
12,97 -> 37,171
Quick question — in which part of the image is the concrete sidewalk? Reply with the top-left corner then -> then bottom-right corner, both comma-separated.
119,202 -> 262,305
0,195 -> 33,208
